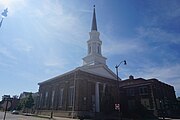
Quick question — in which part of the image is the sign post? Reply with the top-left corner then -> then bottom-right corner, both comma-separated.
2,99 -> 11,120
115,103 -> 122,120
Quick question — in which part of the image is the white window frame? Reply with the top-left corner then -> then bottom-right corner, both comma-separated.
68,86 -> 74,106
51,90 -> 55,107
45,91 -> 48,107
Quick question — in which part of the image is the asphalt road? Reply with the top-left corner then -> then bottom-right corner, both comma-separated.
0,111 -> 79,120
0,111 -> 48,120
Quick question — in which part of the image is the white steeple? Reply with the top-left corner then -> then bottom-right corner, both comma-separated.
83,6 -> 107,66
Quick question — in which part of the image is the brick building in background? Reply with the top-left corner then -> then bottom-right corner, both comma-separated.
120,75 -> 177,118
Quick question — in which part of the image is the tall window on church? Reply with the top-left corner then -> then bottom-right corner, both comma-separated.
59,88 -> 64,107
39,93 -> 42,108
45,91 -> 48,107
68,86 -> 74,106
51,90 -> 55,107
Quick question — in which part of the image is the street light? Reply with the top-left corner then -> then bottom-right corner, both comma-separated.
115,60 -> 127,81
0,8 -> 8,28
115,60 -> 127,120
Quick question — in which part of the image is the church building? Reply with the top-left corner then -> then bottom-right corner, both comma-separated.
37,6 -> 120,118
37,6 -> 178,119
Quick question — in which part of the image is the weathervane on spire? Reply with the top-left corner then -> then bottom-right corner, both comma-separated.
0,8 -> 8,28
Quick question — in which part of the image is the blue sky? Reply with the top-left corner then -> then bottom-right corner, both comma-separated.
0,0 -> 180,99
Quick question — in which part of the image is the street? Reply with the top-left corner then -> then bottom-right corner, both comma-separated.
0,111 -> 80,120
1,111 -> 180,120
0,111 -> 47,120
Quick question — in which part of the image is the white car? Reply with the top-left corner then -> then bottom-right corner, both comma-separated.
11,110 -> 19,114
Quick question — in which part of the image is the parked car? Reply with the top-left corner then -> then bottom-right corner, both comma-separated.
11,110 -> 19,114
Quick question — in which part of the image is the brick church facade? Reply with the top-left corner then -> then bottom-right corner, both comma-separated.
37,69 -> 119,118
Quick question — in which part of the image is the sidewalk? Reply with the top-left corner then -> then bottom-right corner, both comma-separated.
31,114 -> 81,120
52,116 -> 80,120
21,113 -> 80,120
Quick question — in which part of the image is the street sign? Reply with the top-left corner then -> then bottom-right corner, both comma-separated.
115,103 -> 120,110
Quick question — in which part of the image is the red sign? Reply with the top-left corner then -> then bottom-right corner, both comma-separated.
115,103 -> 120,110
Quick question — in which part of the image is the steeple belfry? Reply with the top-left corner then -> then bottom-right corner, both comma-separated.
83,6 -> 107,66
91,5 -> 97,31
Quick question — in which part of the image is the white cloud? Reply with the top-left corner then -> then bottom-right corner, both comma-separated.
44,57 -> 68,68
25,0 -> 86,48
101,32 -> 146,56
160,1 -> 180,18
104,40 -> 143,55
132,64 -> 180,96
146,0 -> 180,21
0,46 -> 16,60
0,61 -> 12,67
42,47 -> 68,69
136,27 -> 180,44
166,6 -> 180,18
78,9 -> 91,13
13,38 -> 33,53
29,0 -> 63,18
138,64 -> 180,81
29,0 -> 76,32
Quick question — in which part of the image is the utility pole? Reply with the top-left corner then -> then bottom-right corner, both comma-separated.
3,98 -> 11,120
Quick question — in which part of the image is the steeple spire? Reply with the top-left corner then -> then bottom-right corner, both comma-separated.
91,5 -> 97,31
83,5 -> 107,66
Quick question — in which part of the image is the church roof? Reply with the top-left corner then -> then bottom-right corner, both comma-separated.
38,69 -> 76,85
77,64 -> 117,80
38,64 -> 117,85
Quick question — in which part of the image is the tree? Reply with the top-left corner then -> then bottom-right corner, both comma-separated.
16,93 -> 34,112
24,93 -> 34,109
16,97 -> 26,111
